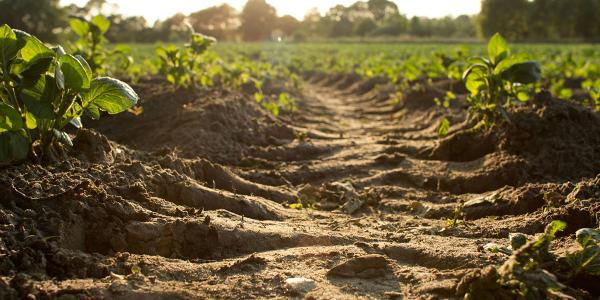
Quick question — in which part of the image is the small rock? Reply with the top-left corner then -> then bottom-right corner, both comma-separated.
284,277 -> 316,294
327,254 -> 391,278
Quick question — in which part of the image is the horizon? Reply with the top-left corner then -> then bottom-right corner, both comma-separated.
60,0 -> 481,24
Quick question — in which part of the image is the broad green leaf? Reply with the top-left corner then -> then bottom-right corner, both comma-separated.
69,18 -> 90,37
74,55 -> 92,78
60,54 -> 91,91
83,77 -> 139,114
0,24 -> 24,67
494,53 -> 533,75
500,61 -> 542,84
0,102 -> 23,132
13,30 -> 52,63
92,15 -> 110,34
462,63 -> 488,82
20,55 -> 54,81
488,33 -> 510,65
465,68 -> 487,95
21,76 -> 55,121
0,130 -> 29,164
25,111 -> 36,129
86,103 -> 100,119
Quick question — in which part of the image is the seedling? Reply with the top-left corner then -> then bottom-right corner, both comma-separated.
69,15 -> 110,74
0,24 -> 138,164
447,200 -> 465,227
565,228 -> 600,277
156,26 -> 216,88
461,33 -> 541,128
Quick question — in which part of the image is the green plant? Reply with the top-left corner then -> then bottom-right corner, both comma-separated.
447,200 -> 465,227
156,27 -> 216,88
69,15 -> 111,74
0,24 -> 138,164
462,221 -> 567,299
565,228 -> 600,277
461,33 -> 542,127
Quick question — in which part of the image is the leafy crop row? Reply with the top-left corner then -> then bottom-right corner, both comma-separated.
0,24 -> 137,164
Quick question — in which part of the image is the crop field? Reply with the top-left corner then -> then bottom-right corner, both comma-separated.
1,1 -> 600,299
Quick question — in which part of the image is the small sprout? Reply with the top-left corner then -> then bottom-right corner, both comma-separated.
437,118 -> 450,138
131,265 -> 141,274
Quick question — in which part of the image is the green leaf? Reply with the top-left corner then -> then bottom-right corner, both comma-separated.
74,55 -> 92,79
20,55 -> 54,81
92,15 -> 110,34
189,33 -> 216,55
69,117 -> 82,129
494,53 -> 532,75
60,54 -> 91,91
437,118 -> 450,138
25,111 -> 36,129
500,61 -> 542,84
0,130 -> 29,164
69,18 -> 90,37
13,30 -> 53,63
86,103 -> 100,120
462,63 -> 488,82
576,228 -> 600,247
488,33 -> 510,65
546,220 -> 567,236
21,80 -> 55,121
53,129 -> 73,147
55,62 -> 65,90
0,24 -> 24,68
464,68 -> 487,95
83,77 -> 139,114
509,233 -> 529,250
567,245 -> 600,275
0,102 -> 23,132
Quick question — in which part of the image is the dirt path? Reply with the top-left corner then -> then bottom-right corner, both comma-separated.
1,76 -> 599,299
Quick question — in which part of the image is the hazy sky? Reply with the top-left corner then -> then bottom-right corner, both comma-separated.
60,0 -> 481,23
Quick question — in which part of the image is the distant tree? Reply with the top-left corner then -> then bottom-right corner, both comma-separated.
107,15 -> 149,42
240,0 -> 277,41
528,0 -> 557,40
0,0 -> 66,41
153,13 -> 188,42
409,17 -> 431,37
277,15 -> 301,36
373,14 -> 408,36
367,0 -> 399,22
479,0 -> 529,40
573,0 -> 600,41
355,18 -> 377,36
453,15 -> 477,38
189,4 -> 239,40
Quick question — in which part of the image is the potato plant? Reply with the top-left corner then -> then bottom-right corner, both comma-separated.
0,24 -> 138,164
462,33 -> 542,127
156,27 -> 216,88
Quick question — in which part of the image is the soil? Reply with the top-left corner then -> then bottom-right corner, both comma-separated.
0,74 -> 599,299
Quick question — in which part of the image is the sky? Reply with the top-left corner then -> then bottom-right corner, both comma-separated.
60,0 -> 481,23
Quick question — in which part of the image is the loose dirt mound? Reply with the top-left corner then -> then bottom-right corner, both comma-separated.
1,75 -> 599,299
89,81 -> 295,165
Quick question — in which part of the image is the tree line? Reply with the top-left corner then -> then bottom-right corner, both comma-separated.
0,0 -> 598,43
